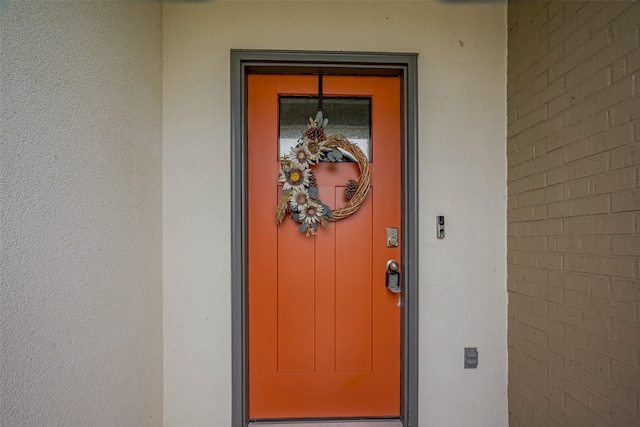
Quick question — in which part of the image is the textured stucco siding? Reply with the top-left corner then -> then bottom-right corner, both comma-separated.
1,1 -> 163,425
163,1 -> 507,425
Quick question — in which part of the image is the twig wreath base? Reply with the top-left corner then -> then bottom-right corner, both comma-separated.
275,113 -> 370,236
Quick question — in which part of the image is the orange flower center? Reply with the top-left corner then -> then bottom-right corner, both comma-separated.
290,172 -> 300,182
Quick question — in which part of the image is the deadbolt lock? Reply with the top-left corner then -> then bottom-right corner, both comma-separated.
386,228 -> 399,248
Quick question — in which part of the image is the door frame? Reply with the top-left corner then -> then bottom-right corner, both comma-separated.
230,50 -> 419,427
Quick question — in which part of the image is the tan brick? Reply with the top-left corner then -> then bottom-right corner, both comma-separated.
612,189 -> 640,212
548,195 -> 609,218
598,31 -> 636,70
515,293 -> 548,317
509,105 -> 548,138
552,236 -> 580,253
591,295 -> 636,322
612,236 -> 640,255
603,379 -> 639,416
611,362 -> 640,392
521,79 -> 564,118
518,319 -> 549,347
520,362 -> 565,404
548,152 -> 609,185
548,92 -> 574,118
537,44 -> 565,75
567,6 -> 607,50
517,250 -> 539,267
509,172 -> 546,195
519,337 -> 564,373
548,335 -> 574,359
584,313 -> 611,336
564,77 -> 632,126
536,218 -> 563,236
509,143 -> 535,165
611,97 -> 640,127
535,150 -> 563,172
610,278 -> 640,301
553,303 -> 584,327
515,159 -> 535,179
564,289 -> 585,310
549,270 -> 589,292
608,2 -> 640,41
549,370 -> 588,406
582,236 -> 610,255
575,68 -> 610,101
565,361 -> 606,394
589,334 -> 636,366
563,253 -> 585,273
564,394 -> 615,427
540,4 -> 565,39
516,237 -> 548,252
547,113 -> 607,151
583,256 -> 636,279
563,213 -> 634,235
539,252 -> 562,269
564,177 -> 594,199
592,121 -> 634,154
565,324 -> 590,348
574,346 -> 612,377
583,312 -> 611,337
611,57 -> 627,83
562,138 -> 590,163
524,312 -> 563,340
524,186 -> 561,207
548,285 -> 564,304
549,400 -> 584,427
593,168 -> 635,194
522,266 -> 545,283
589,275 -> 610,298
588,392 -> 612,424
508,4 -> 640,424
629,46 -> 640,74
611,405 -> 640,427
549,11 -> 577,52
515,347 -> 550,380
575,0 -> 609,29
611,320 -> 640,346
518,280 -> 547,300
565,55 -> 599,90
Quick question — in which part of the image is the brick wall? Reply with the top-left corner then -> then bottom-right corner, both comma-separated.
508,1 -> 640,426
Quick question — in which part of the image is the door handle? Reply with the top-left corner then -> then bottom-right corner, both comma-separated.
386,259 -> 401,293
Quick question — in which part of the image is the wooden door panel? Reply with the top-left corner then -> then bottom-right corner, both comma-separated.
248,74 -> 401,419
335,191 -> 373,372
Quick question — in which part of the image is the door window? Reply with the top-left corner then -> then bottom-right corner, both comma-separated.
279,96 -> 372,161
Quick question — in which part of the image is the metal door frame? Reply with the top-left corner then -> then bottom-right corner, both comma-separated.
230,50 -> 419,427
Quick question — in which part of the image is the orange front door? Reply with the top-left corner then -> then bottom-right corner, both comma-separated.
248,74 -> 401,420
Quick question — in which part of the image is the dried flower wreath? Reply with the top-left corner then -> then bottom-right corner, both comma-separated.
276,111 -> 371,236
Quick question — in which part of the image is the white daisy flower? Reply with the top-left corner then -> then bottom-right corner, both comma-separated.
291,145 -> 311,168
289,187 -> 310,211
305,139 -> 326,164
298,200 -> 323,225
282,165 -> 310,191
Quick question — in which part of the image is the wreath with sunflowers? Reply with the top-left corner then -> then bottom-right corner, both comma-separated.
276,111 -> 371,237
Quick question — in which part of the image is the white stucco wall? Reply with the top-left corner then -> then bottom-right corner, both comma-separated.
1,1 -> 163,425
163,1 -> 507,426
